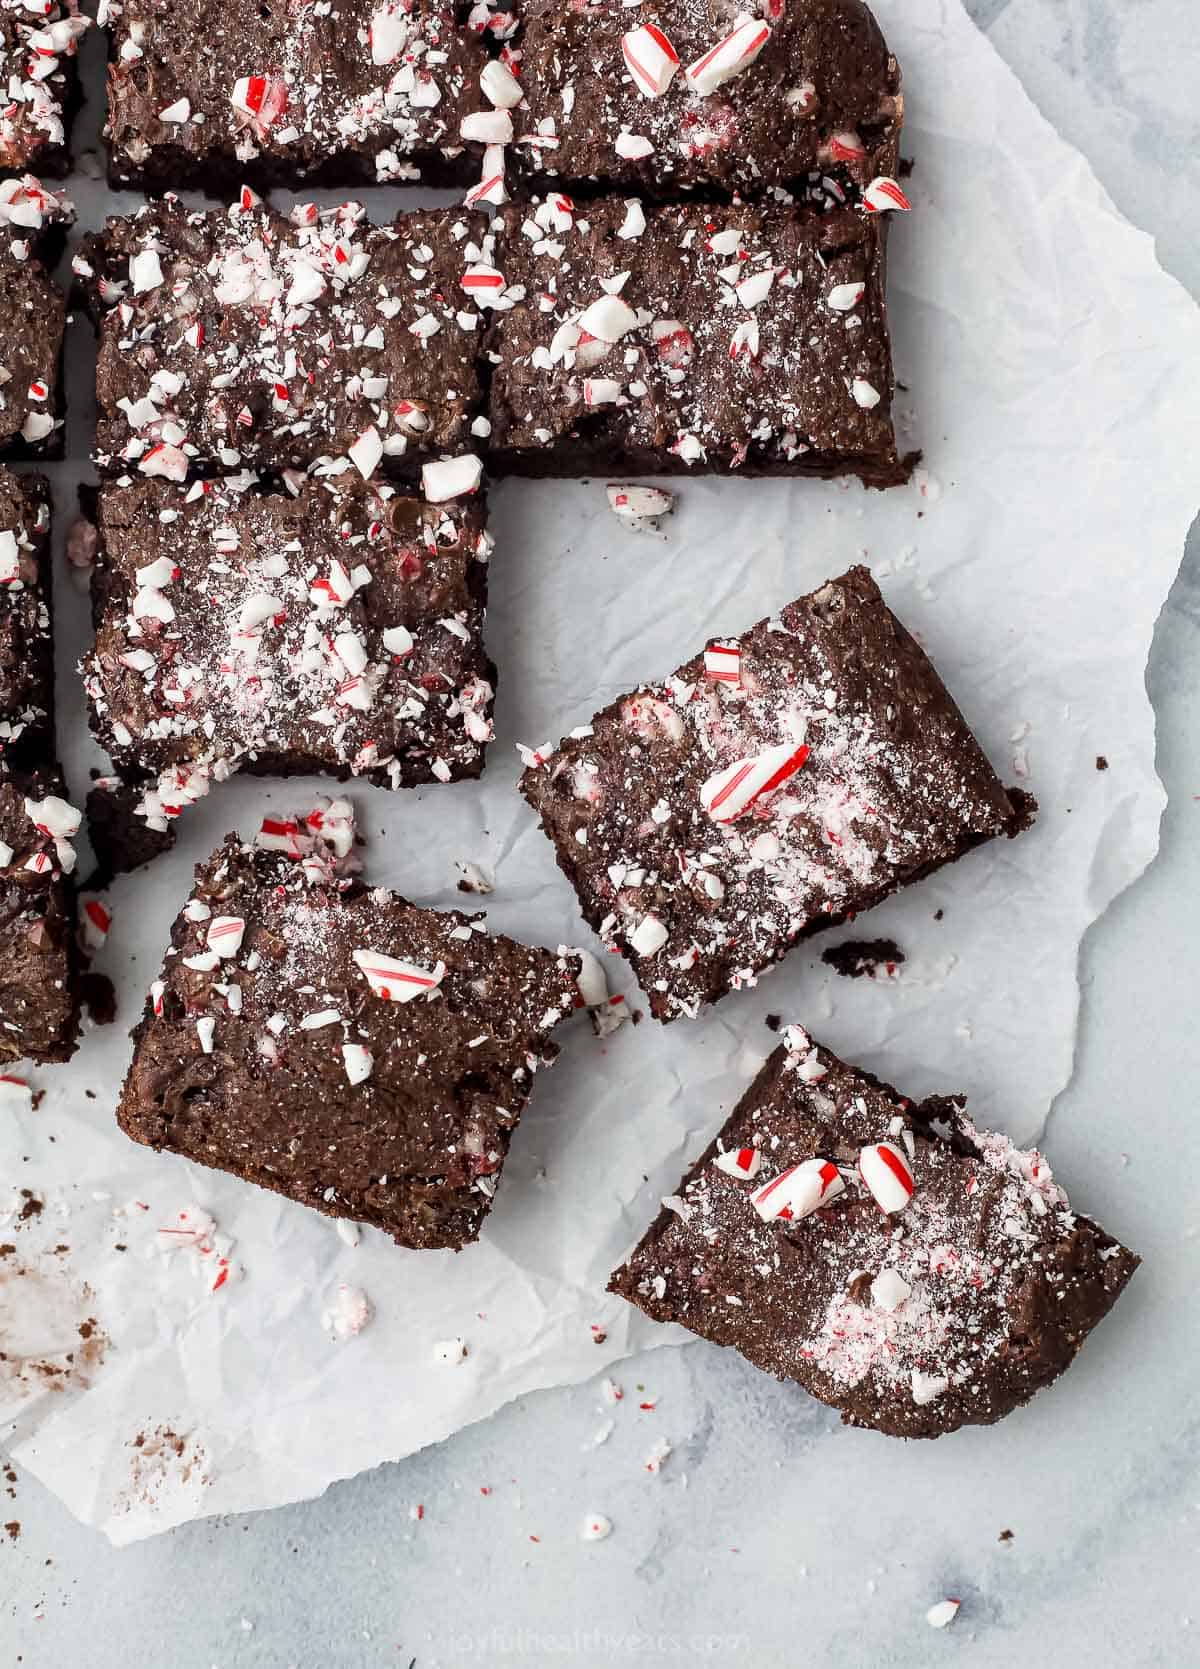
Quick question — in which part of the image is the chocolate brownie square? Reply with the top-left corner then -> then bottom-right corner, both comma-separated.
514,0 -> 902,201
0,178 -> 71,461
100,0 -> 492,192
486,196 -> 903,483
0,762 -> 81,1063
82,471 -> 495,844
520,567 -> 1025,1022
117,808 -> 583,1248
609,1027 -> 1139,1437
0,469 -> 53,767
0,7 -> 89,176
74,195 -> 495,481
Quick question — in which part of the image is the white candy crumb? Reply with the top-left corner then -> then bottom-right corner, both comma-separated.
433,1337 -> 468,1365
926,1599 -> 961,1629
322,1283 -> 373,1340
580,1513 -> 612,1541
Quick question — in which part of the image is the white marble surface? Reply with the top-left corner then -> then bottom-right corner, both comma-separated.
5,1 -> 1200,1662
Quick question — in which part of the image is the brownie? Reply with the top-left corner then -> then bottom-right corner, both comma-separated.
117,808 -> 583,1248
520,567 -> 1025,1022
0,7 -> 88,176
100,0 -> 492,193
486,196 -> 903,483
514,0 -> 902,201
0,178 -> 71,461
0,469 -> 53,768
81,471 -> 495,843
0,762 -> 81,1063
609,1029 -> 1139,1437
74,195 -> 495,481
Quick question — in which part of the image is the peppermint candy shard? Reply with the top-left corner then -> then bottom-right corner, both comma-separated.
712,1145 -> 761,1181
703,645 -> 741,685
605,483 -> 675,523
862,176 -> 912,214
750,1157 -> 844,1222
353,948 -> 446,1002
685,17 -> 771,98
859,1140 -> 915,1213
700,741 -> 810,823
621,24 -> 679,99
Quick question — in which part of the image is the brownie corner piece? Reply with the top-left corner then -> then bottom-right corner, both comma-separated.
515,0 -> 903,201
520,566 -> 1019,1021
117,806 -> 583,1248
609,1028 -> 1139,1437
84,470 -> 494,843
0,761 -> 82,1064
487,195 -> 902,484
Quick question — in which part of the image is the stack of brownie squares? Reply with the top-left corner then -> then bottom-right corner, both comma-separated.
1,0 -> 1136,1436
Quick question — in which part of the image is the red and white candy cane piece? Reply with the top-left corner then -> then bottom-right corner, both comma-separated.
712,1145 -> 761,1181
342,1043 -> 374,1085
24,794 -> 81,839
577,294 -> 640,344
605,483 -> 674,522
827,129 -> 865,162
480,58 -> 523,109
460,109 -> 514,145
685,18 -> 771,97
703,644 -> 741,685
700,741 -> 810,823
353,948 -> 446,1002
621,23 -> 679,98
256,816 -> 302,855
231,74 -> 289,132
862,176 -> 912,213
750,1158 -> 844,1222
207,915 -> 246,959
460,262 -> 505,294
859,1141 -> 915,1213
422,453 -> 483,502
81,897 -> 112,950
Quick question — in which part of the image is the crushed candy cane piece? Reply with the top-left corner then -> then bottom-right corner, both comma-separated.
751,1158 -> 844,1222
859,1141 -> 915,1213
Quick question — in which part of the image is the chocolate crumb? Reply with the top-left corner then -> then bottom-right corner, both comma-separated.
821,939 -> 906,980
1096,755 -> 1109,771
999,1528 -> 1014,1543
3,1520 -> 19,1542
17,1191 -> 42,1222
80,971 -> 118,1027
765,1014 -> 782,1032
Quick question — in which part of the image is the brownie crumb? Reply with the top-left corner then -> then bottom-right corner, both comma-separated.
1004,786 -> 1039,836
80,971 -> 117,1027
999,1528 -> 1014,1543
3,1520 -> 19,1542
934,909 -> 944,921
821,939 -> 906,980
1096,755 -> 1109,771
765,1014 -> 783,1033
17,1191 -> 42,1222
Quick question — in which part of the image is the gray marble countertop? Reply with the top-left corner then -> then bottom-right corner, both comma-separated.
5,2 -> 1199,1663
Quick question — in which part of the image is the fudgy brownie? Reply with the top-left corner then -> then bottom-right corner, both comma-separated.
0,6 -> 89,176
486,196 -> 903,482
520,567 -> 1025,1022
0,469 -> 53,767
514,0 -> 902,201
82,471 -> 495,842
609,1028 -> 1139,1437
0,178 -> 71,460
74,195 -> 496,481
0,762 -> 81,1063
117,807 -> 583,1248
100,0 -> 492,192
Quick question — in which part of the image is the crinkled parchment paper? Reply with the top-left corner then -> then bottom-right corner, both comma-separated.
3,0 -> 1199,1542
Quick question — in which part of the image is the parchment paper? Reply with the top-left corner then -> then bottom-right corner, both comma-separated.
3,0 -> 1199,1543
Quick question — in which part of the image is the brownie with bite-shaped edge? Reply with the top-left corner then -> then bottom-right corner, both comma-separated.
486,195 -> 904,484
0,7 -> 89,177
73,194 -> 496,482
609,1028 -> 1139,1437
0,762 -> 82,1063
100,0 -> 493,194
520,567 -> 1027,1023
81,471 -> 495,848
0,178 -> 72,461
117,806 -> 583,1248
0,469 -> 53,768
513,0 -> 903,203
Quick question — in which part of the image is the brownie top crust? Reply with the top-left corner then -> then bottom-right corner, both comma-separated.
521,567 -> 1019,1021
84,473 -> 495,832
75,195 -> 495,480
117,809 -> 583,1248
609,1028 -> 1139,1437
487,196 -> 900,480
101,0 -> 489,189
515,0 -> 902,200
0,468 -> 52,764
0,4 -> 88,173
